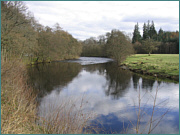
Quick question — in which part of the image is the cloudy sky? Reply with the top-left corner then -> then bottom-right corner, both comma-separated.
25,1 -> 179,40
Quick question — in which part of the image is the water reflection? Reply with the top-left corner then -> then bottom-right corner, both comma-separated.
132,74 -> 141,89
27,62 -> 82,97
81,62 -> 132,99
28,57 -> 179,134
105,63 -> 131,99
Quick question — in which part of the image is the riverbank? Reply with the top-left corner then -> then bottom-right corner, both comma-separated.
120,54 -> 179,81
1,59 -> 42,134
1,58 -> 92,134
26,56 -> 80,65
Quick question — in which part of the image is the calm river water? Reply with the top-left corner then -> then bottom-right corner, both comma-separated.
28,57 -> 179,134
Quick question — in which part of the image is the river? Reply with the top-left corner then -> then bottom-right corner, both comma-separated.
28,57 -> 179,134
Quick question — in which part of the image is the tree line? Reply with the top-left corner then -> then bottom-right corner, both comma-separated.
132,20 -> 179,54
2,1 -> 178,64
81,29 -> 134,63
81,20 -> 178,63
1,1 -> 82,63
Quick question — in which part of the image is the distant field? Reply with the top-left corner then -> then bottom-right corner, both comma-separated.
122,54 -> 179,79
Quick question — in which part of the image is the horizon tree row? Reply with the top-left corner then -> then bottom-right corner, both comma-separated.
132,20 -> 179,54
81,29 -> 134,63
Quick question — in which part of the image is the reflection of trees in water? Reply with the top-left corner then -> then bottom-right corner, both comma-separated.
82,63 -> 106,75
132,74 -> 141,90
142,78 -> 155,91
83,62 -> 132,99
104,63 -> 132,99
27,62 -> 82,97
28,60 -> 161,100
132,74 -> 163,92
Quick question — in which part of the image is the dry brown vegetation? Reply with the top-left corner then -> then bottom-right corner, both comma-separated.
1,59 -> 41,134
37,97 -> 95,134
1,58 -> 94,134
1,1 -> 92,133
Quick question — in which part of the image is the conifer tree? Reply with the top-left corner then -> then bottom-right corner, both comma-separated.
143,23 -> 148,40
147,20 -> 151,39
157,28 -> 163,41
132,23 -> 141,43
149,21 -> 157,40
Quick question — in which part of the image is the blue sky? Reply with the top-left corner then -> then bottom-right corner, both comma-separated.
25,1 -> 179,40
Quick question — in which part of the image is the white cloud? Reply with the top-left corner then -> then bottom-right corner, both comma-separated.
25,1 -> 179,40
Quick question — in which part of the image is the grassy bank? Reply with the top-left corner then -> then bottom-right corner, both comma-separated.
121,54 -> 179,80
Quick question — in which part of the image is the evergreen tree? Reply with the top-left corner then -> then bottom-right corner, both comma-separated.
147,20 -> 151,39
157,28 -> 163,41
132,23 -> 141,43
143,23 -> 148,40
149,21 -> 157,40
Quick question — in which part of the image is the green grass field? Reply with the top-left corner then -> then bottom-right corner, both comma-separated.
122,54 -> 179,78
